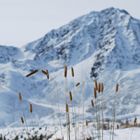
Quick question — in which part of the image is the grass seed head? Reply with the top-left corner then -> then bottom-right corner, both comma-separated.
86,120 -> 88,126
116,83 -> 119,93
71,67 -> 74,77
76,82 -> 80,87
21,117 -> 24,124
66,103 -> 69,113
101,83 -> 104,93
18,93 -> 22,102
98,83 -> 101,93
91,100 -> 94,107
26,70 -> 38,77
94,80 -> 98,90
42,70 -> 49,79
69,91 -> 73,101
64,65 -> 67,78
29,103 -> 33,113
94,88 -> 97,99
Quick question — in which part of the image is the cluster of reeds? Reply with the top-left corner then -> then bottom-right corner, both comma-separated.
18,93 -> 33,119
63,65 -> 85,140
90,80 -> 120,140
64,65 -> 71,140
91,80 -> 105,140
15,67 -> 122,140
17,92 -> 34,139
26,69 -> 49,79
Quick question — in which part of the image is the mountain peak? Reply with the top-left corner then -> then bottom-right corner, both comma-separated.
100,7 -> 129,14
24,7 -> 135,73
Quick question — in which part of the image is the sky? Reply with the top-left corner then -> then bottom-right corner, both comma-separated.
0,0 -> 140,47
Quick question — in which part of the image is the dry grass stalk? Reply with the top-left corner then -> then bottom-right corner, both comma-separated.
69,91 -> 73,101
66,103 -> 70,140
93,82 -> 99,140
63,65 -> 70,140
71,67 -> 74,77
26,70 -> 38,77
112,83 -> 119,140
100,82 -> 104,140
29,103 -> 33,113
42,70 -> 49,79
18,91 -> 30,138
81,81 -> 85,139
64,65 -> 67,78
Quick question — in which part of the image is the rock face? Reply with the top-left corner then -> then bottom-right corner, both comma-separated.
0,7 -> 140,126
0,45 -> 21,63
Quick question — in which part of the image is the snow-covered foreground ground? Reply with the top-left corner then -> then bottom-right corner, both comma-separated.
0,123 -> 140,140
51,123 -> 140,140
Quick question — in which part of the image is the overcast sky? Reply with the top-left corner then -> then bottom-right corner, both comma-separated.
0,0 -> 139,47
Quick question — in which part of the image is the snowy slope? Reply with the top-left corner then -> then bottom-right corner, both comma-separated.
0,7 -> 140,127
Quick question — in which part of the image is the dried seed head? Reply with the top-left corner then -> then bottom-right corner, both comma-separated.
69,91 -> 73,101
71,67 -> 74,77
26,70 -> 38,77
21,117 -> 24,124
86,120 -> 88,126
91,100 -> 94,107
42,70 -> 49,79
76,82 -> 80,87
66,103 -> 69,112
98,83 -> 101,93
94,80 -> 98,90
64,65 -> 67,78
116,83 -> 119,92
94,88 -> 97,99
101,83 -> 104,93
18,93 -> 22,102
29,103 -> 33,113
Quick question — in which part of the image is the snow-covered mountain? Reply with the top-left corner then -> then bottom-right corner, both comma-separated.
0,7 -> 140,127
